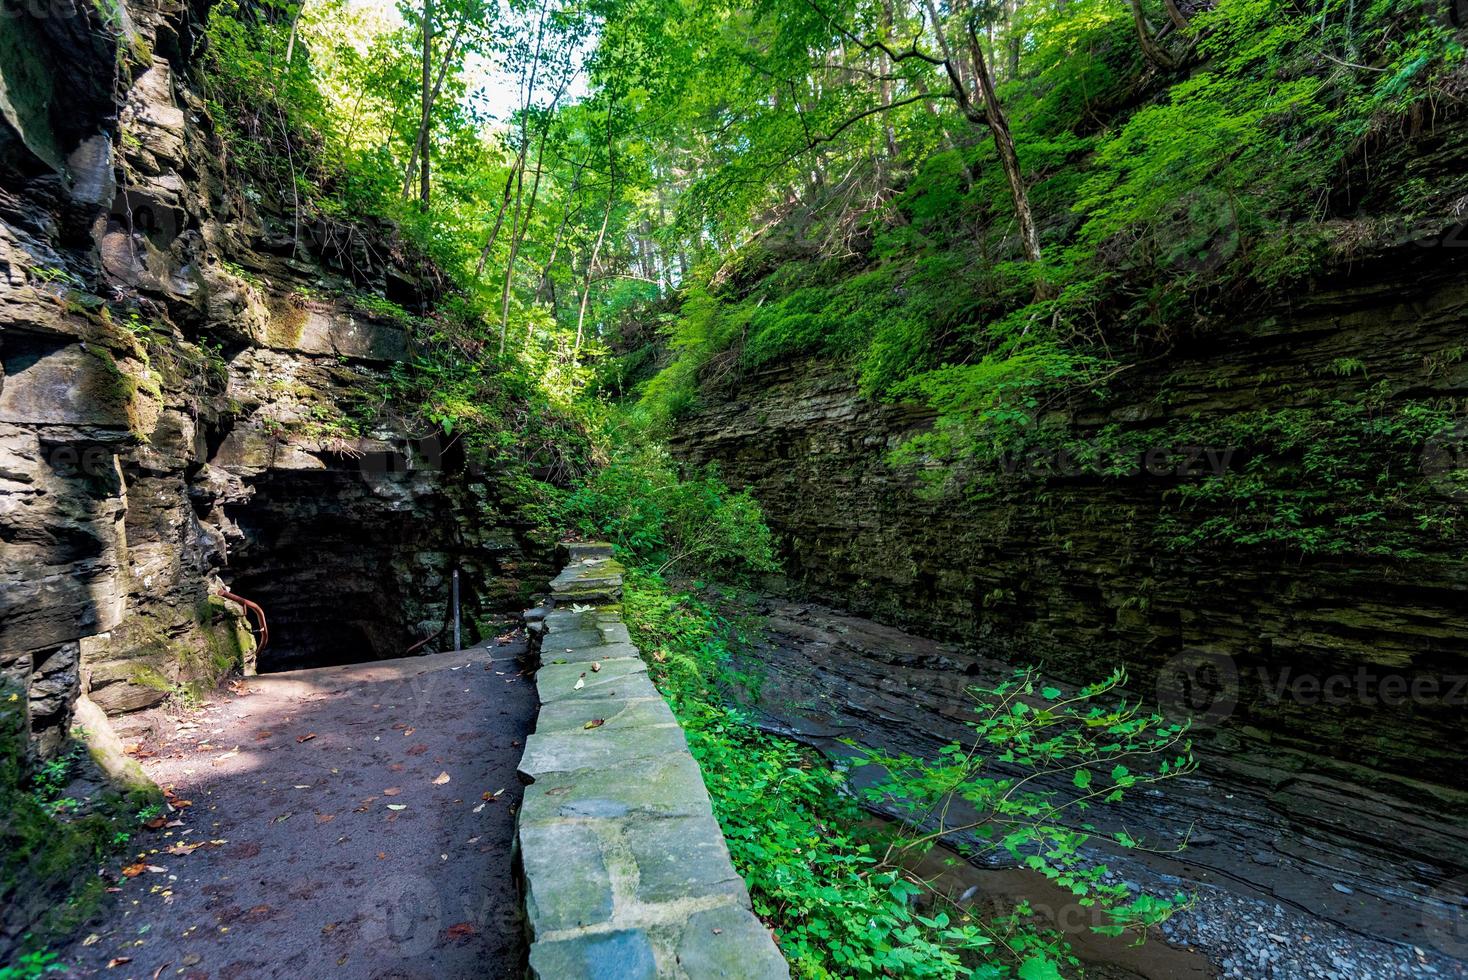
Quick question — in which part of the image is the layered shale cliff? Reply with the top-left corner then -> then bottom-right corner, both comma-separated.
671,241 -> 1468,951
1,1 -> 548,762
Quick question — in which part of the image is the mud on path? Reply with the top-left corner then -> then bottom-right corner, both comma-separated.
58,639 -> 535,980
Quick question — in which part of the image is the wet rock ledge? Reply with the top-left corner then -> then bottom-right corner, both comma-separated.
516,542 -> 789,979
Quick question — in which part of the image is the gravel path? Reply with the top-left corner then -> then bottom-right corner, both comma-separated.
57,640 -> 534,980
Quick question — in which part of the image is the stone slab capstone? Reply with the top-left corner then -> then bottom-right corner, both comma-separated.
516,544 -> 789,979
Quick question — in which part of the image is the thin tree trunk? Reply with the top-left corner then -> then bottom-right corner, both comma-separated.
1127,0 -> 1179,70
1006,0 -> 1021,78
965,21 -> 1044,273
879,0 -> 899,158
499,154 -> 528,353
284,0 -> 307,66
418,0 -> 433,207
402,16 -> 465,199
574,140 -> 616,362
508,131 -> 551,346
474,152 -> 525,278
1162,0 -> 1191,33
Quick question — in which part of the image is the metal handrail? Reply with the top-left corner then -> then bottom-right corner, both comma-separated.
218,589 -> 269,652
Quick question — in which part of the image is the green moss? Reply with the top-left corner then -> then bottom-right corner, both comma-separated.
265,295 -> 310,348
0,685 -> 146,962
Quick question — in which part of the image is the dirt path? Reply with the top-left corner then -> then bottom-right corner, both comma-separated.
58,639 -> 535,980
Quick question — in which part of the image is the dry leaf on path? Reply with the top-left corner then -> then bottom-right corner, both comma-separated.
296,733 -> 317,743
432,772 -> 451,785
383,787 -> 401,796
584,719 -> 605,730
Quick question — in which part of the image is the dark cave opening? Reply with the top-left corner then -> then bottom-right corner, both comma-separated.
220,463 -> 477,673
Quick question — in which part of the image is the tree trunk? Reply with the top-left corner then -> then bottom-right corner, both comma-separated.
574,196 -> 613,361
418,0 -> 433,207
474,148 -> 527,278
970,30 -> 1042,269
926,0 -> 1043,273
284,0 -> 307,66
1127,0 -> 1179,70
403,16 -> 464,199
1162,0 -> 1191,33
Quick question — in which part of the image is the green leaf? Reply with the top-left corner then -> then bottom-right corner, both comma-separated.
1018,954 -> 1064,980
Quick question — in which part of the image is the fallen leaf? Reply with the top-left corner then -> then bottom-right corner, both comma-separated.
144,816 -> 168,830
472,803 -> 485,813
403,727 -> 415,737
383,787 -> 401,797
106,957 -> 131,968
386,804 -> 406,811
122,863 -> 148,878
83,934 -> 101,946
296,733 -> 317,743
573,674 -> 585,690
406,743 -> 428,756
591,661 -> 602,673
584,718 -> 605,730
443,922 -> 477,941
316,813 -> 335,824
432,772 -> 451,785
377,852 -> 387,860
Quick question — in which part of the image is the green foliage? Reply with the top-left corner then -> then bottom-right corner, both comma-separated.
629,0 -> 1466,535
853,668 -> 1194,940
0,950 -> 66,980
564,442 -> 776,575
1,686 -> 157,966
624,573 -> 1190,978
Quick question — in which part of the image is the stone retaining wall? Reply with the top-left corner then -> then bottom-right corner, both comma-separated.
516,543 -> 788,979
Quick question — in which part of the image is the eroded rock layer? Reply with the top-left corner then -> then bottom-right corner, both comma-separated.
1,0 -> 549,754
672,247 -> 1468,952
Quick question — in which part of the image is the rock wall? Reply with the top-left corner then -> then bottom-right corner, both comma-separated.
671,242 -> 1468,929
1,0 -> 550,754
